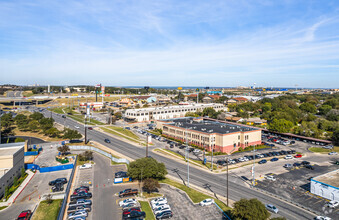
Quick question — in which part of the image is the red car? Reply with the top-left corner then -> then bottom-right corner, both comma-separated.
123,208 -> 141,215
73,189 -> 88,195
294,154 -> 302,158
17,210 -> 32,220
88,127 -> 93,130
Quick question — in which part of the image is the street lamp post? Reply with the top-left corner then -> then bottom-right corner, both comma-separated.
185,120 -> 190,188
84,115 -> 87,144
226,144 -> 237,207
252,145 -> 256,188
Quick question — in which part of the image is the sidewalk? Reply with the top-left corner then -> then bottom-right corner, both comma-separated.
0,170 -> 35,207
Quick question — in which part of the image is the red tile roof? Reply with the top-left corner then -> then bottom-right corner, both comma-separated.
233,97 -> 248,101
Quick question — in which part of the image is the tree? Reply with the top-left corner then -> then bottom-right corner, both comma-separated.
45,127 -> 60,137
15,137 -> 25,143
114,112 -> 122,119
319,105 -> 332,115
28,120 -> 40,132
57,145 -> 70,155
13,176 -> 18,187
4,186 -> 9,199
1,113 -> 13,129
63,128 -> 82,140
326,109 -> 339,121
299,103 -> 316,114
39,117 -> 54,130
128,157 -> 167,180
185,112 -> 199,117
21,168 -> 26,177
143,178 -> 160,193
30,112 -> 44,121
333,129 -> 339,145
202,107 -> 216,118
232,198 -> 270,220
45,194 -> 53,204
269,119 -> 293,133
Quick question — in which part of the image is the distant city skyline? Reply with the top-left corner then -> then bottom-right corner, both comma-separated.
1,0 -> 339,88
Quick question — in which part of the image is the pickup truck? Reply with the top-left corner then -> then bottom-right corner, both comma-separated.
67,205 -> 91,213
70,192 -> 92,201
119,189 -> 138,198
69,199 -> 92,207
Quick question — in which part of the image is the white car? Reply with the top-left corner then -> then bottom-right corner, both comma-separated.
119,198 -> 137,207
285,155 -> 293,160
193,149 -> 201,154
256,154 -> 264,158
151,197 -> 167,205
75,126 -> 80,129
328,152 -> 338,155
199,198 -> 214,206
265,204 -> 279,213
326,200 -> 339,208
265,175 -> 276,181
154,207 -> 171,215
315,216 -> 332,220
153,204 -> 170,211
79,163 -> 92,169
68,211 -> 88,219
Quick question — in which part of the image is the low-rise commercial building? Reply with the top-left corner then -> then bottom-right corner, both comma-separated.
311,170 -> 339,201
124,103 -> 225,122
158,118 -> 261,153
0,143 -> 25,198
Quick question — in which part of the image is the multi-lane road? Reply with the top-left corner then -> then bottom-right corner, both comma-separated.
43,109 -> 315,220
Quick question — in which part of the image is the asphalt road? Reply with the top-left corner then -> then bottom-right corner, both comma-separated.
6,91 -> 22,97
44,109 -> 316,220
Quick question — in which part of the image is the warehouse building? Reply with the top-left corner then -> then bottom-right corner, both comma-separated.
157,117 -> 261,153
311,169 -> 339,201
0,143 -> 25,197
124,103 -> 226,122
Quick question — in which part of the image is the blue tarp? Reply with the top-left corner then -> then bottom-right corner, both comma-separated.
25,163 -> 74,173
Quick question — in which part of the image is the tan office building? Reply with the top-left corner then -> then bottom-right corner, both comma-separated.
158,118 -> 262,153
0,143 -> 25,197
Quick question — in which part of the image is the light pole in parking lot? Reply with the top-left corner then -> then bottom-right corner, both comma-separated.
84,115 -> 88,144
226,144 -> 237,206
252,145 -> 256,188
185,120 -> 190,188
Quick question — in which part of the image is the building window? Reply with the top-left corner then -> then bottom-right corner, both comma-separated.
238,135 -> 240,140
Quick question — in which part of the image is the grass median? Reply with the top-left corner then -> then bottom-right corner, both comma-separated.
101,127 -> 141,144
32,199 -> 62,220
309,146 -> 339,153
139,200 -> 155,220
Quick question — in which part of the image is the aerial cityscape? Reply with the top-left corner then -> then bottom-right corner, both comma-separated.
0,1 -> 338,220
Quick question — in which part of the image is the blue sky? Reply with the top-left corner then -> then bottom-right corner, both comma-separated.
1,0 -> 339,88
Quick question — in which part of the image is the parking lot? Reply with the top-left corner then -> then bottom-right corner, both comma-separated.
256,163 -> 339,219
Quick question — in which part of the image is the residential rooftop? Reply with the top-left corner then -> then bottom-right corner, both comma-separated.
166,118 -> 258,134
313,169 -> 339,188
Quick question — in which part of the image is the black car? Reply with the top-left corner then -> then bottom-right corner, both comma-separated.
115,171 -> 128,178
52,183 -> 64,192
70,192 -> 92,201
49,178 -> 67,186
305,165 -> 315,170
291,150 -> 296,154
123,210 -> 146,219
216,160 -> 226,166
286,150 -> 292,154
104,138 -> 111,143
179,145 -> 185,149
156,210 -> 173,219
301,161 -> 310,165
293,162 -> 301,167
75,186 -> 90,191
258,159 -> 267,164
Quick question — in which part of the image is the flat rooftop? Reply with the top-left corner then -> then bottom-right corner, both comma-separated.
166,118 -> 258,134
125,103 -> 224,113
0,146 -> 22,157
313,170 -> 339,188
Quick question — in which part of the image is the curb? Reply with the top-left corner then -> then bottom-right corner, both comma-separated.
13,171 -> 36,203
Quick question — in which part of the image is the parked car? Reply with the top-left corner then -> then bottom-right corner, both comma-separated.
68,211 -> 88,219
115,171 -> 128,178
152,201 -> 169,210
314,216 -> 332,220
70,192 -> 92,201
265,204 -> 279,213
154,206 -> 171,215
119,189 -> 138,198
193,149 -> 201,154
16,210 -> 32,220
151,197 -> 167,205
123,208 -> 141,215
293,162 -> 301,167
283,164 -> 292,168
104,138 -> 111,143
270,158 -> 279,162
69,199 -> 92,207
294,154 -> 302,158
326,200 -> 339,208
305,165 -> 315,170
301,161 -> 310,165
122,210 -> 146,219
258,159 -> 267,164
265,175 -> 276,181
328,152 -> 338,155
284,155 -> 293,160
156,210 -> 173,219
67,205 -> 91,213
74,186 -> 90,191
119,198 -> 137,207
323,145 -> 333,149
199,198 -> 214,206
79,163 -> 92,169
87,127 -> 93,130
122,202 -> 138,209
52,183 -> 64,192
49,178 -> 67,186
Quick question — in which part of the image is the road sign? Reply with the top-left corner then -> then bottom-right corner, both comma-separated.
203,158 -> 207,164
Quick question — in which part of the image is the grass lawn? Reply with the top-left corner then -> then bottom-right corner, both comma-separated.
0,206 -> 8,210
139,200 -> 155,220
32,199 -> 62,220
159,178 -> 231,212
142,192 -> 163,198
232,144 -> 270,154
309,146 -> 339,153
101,127 -> 141,144
107,126 -> 140,140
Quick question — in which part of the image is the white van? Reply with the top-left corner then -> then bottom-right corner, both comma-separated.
79,163 -> 92,169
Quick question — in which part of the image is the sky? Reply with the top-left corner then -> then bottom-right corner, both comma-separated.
0,0 -> 339,88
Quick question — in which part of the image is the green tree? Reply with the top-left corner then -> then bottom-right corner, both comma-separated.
318,105 -> 332,115
4,186 -> 9,199
269,119 -> 293,133
202,107 -> 216,117
21,168 -> 26,177
333,129 -> 339,145
39,117 -> 54,130
326,109 -> 339,121
128,157 -> 167,180
13,176 -> 18,187
114,112 -> 122,119
63,128 -> 82,140
28,120 -> 40,132
57,145 -> 70,155
1,113 -> 13,129
232,198 -> 270,220
299,103 -> 317,113
143,178 -> 160,193
15,137 -> 25,143
45,127 -> 60,137
185,112 -> 199,117
29,112 -> 44,121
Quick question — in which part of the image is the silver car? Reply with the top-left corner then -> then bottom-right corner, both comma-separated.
68,210 -> 88,219
265,204 -> 279,213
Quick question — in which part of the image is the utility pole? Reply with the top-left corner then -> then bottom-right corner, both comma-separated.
211,144 -> 214,171
185,123 -> 190,188
84,115 -> 87,144
226,145 -> 237,207
252,144 -> 256,187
